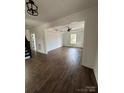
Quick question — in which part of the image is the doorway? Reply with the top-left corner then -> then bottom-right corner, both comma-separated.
31,34 -> 36,51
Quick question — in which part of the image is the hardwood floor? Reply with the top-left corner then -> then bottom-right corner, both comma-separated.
25,47 -> 97,93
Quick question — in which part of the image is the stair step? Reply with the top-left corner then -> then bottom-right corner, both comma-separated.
25,52 -> 30,55
25,56 -> 30,60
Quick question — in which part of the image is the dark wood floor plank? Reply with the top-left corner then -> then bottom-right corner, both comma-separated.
25,47 -> 97,93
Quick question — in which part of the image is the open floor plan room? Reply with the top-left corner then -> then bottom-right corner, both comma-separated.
25,0 -> 98,93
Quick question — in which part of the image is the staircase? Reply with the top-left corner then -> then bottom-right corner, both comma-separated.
25,37 -> 32,59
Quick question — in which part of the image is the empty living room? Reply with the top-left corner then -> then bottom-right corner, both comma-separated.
2,0 -> 124,93
25,0 -> 98,93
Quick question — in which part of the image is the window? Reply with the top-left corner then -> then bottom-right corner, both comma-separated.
70,34 -> 77,44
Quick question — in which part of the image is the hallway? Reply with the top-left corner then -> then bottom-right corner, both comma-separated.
25,47 -> 97,93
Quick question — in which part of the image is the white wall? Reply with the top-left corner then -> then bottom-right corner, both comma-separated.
27,22 -> 63,54
29,23 -> 50,54
81,6 -> 98,82
63,29 -> 84,48
25,29 -> 31,41
45,29 -> 63,52
93,53 -> 98,82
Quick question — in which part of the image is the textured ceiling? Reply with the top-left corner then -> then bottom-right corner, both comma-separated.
25,0 -> 98,22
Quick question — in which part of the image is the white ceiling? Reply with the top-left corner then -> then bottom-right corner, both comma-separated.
25,0 -> 98,22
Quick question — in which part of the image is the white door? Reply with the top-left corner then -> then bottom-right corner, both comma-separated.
31,34 -> 36,51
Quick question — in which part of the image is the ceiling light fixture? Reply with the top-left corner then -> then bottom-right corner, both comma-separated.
26,0 -> 38,16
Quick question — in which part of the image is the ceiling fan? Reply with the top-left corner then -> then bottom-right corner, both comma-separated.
66,26 -> 72,32
54,21 -> 85,32
55,26 -> 71,32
